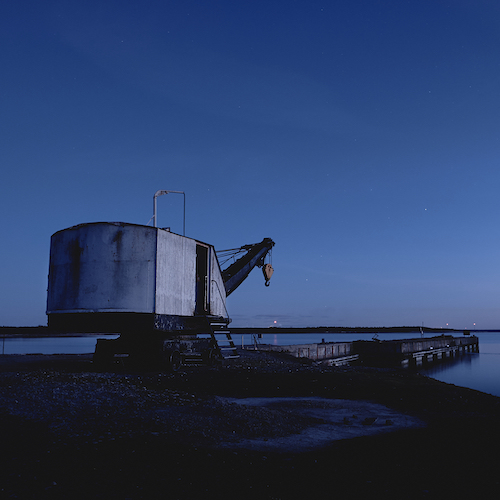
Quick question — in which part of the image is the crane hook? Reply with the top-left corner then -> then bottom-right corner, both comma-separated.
263,263 -> 273,287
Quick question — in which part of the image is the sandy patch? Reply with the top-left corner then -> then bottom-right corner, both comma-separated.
220,397 -> 425,452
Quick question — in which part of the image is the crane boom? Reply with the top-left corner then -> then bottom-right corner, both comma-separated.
220,238 -> 275,296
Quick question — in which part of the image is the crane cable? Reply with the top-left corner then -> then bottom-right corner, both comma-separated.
215,246 -> 248,267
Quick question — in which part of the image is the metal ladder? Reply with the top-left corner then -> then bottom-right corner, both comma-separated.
208,318 -> 239,359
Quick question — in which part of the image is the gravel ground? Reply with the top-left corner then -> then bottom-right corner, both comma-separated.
1,349 -> 500,499
0,369 -> 326,449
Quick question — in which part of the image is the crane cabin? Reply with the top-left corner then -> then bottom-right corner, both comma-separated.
46,221 -> 274,366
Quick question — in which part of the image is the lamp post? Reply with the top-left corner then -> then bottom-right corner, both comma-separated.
153,190 -> 186,236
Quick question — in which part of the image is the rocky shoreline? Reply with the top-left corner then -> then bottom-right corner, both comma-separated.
1,349 -> 500,498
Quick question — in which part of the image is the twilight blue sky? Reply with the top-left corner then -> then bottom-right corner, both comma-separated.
2,0 -> 500,329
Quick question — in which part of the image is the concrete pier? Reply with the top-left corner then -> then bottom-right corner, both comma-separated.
257,341 -> 358,366
256,335 -> 479,368
404,336 -> 479,368
355,335 -> 479,367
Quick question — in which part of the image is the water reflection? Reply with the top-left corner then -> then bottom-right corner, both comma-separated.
417,332 -> 500,397
421,353 -> 500,397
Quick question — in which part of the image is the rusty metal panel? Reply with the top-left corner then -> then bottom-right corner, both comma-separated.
47,222 -> 156,314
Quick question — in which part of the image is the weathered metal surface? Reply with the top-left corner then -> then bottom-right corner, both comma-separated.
155,229 -> 196,316
47,222 -> 157,315
47,222 -> 227,331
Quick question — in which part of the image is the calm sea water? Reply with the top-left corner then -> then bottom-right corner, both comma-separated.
0,335 -> 119,355
420,332 -> 500,397
2,331 -> 499,398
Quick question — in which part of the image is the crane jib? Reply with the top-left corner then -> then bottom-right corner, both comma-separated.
220,238 -> 275,296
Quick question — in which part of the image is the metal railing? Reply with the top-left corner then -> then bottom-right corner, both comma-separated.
211,279 -> 230,321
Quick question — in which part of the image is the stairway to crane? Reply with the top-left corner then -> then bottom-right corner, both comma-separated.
207,318 -> 239,360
